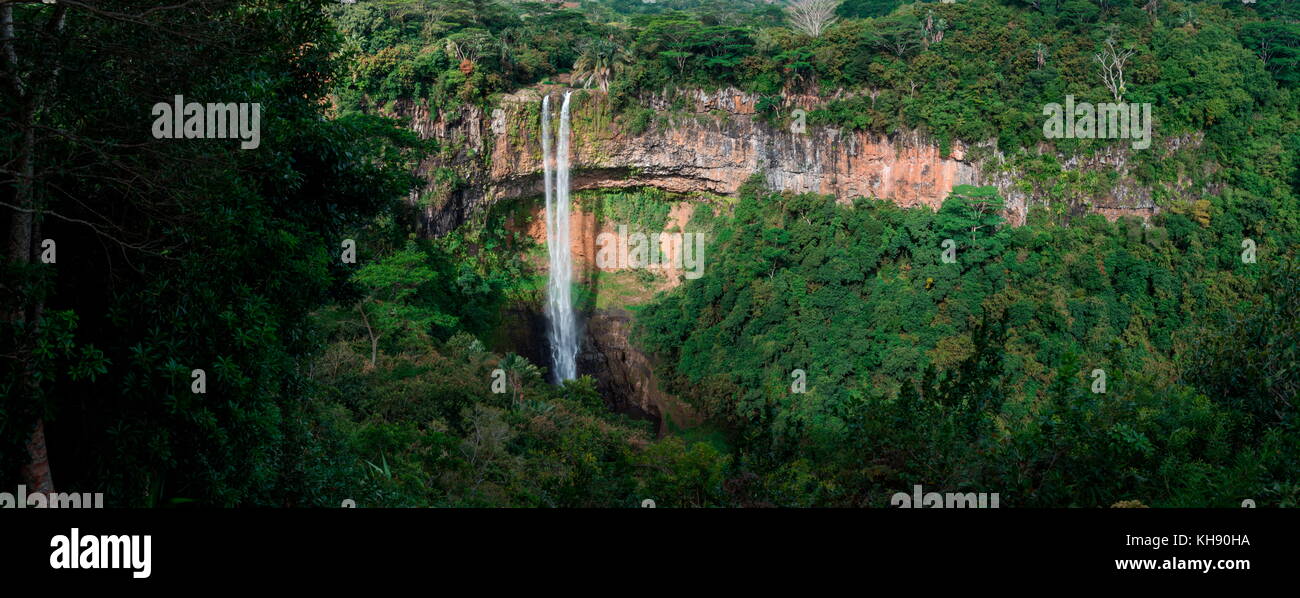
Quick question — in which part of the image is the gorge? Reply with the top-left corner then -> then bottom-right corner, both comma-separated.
17,0 -> 1296,512
390,86 -> 1188,426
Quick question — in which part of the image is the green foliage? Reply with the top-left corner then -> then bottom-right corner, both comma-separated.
331,0 -> 611,112
337,1 -> 1300,222
1185,258 -> 1300,432
7,0 -> 1298,510
577,187 -> 675,231
346,240 -> 502,353
1,0 -> 423,505
638,184 -> 1300,506
309,265 -> 730,506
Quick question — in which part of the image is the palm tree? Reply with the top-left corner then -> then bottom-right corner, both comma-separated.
571,36 -> 631,93
499,353 -> 542,405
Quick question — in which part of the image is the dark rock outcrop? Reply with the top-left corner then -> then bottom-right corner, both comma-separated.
578,310 -> 665,432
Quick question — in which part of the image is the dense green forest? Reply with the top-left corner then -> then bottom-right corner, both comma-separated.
2,0 -> 1297,507
640,180 -> 1298,506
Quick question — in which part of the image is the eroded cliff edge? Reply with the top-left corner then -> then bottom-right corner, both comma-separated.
391,87 -> 1182,235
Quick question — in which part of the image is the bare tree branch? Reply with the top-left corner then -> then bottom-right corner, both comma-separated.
787,0 -> 839,38
1095,37 -> 1135,102
0,200 -> 175,257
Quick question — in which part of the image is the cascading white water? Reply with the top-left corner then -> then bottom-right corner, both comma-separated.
541,92 -> 578,381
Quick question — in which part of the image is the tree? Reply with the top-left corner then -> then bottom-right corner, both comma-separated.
1,0 -> 421,506
350,242 -> 494,359
639,17 -> 698,77
936,185 -> 1006,244
1241,21 -> 1300,88
921,9 -> 946,47
445,28 -> 493,73
836,0 -> 901,19
866,13 -> 920,58
787,0 -> 840,38
499,353 -> 541,405
1186,259 -> 1300,430
571,36 -> 631,92
1094,37 -> 1134,101
1,0 -> 68,495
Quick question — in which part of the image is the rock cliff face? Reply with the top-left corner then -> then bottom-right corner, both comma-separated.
393,87 -> 1182,236
486,88 -> 991,213
497,302 -> 698,436
578,310 -> 666,430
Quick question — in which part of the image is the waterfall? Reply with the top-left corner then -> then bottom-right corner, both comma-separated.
542,92 -> 578,382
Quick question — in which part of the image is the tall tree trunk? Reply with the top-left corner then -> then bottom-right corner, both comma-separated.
11,102 -> 52,494
6,117 -> 33,267
21,420 -> 53,493
3,4 -> 62,495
